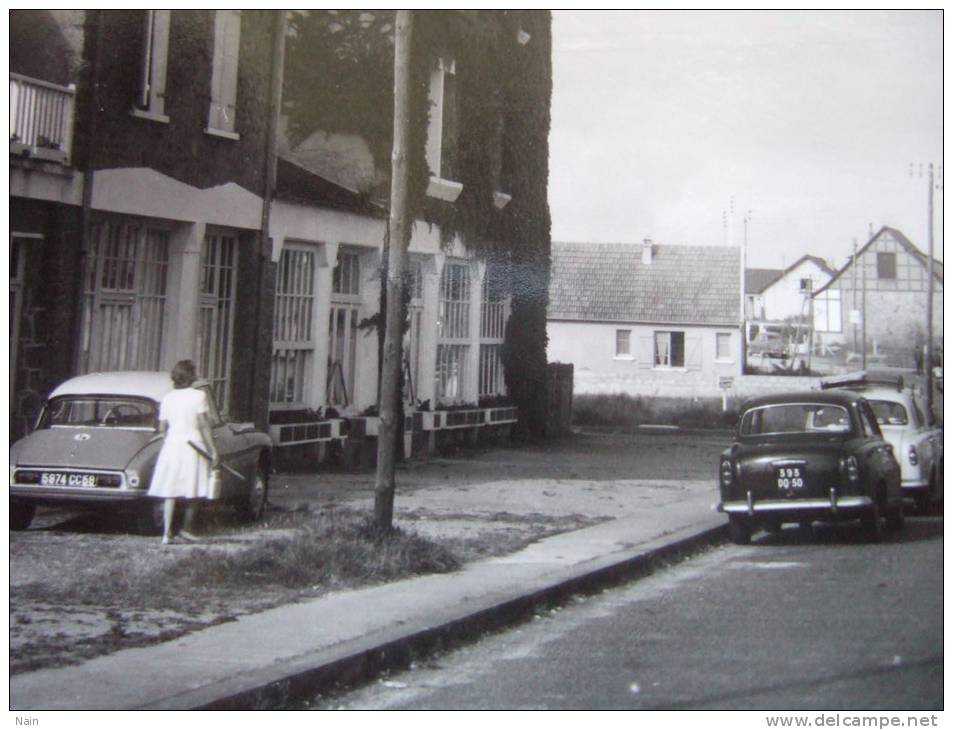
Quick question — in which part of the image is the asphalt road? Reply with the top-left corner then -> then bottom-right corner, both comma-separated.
314,515 -> 943,711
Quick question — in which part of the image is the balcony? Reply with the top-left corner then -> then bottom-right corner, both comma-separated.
10,72 -> 76,166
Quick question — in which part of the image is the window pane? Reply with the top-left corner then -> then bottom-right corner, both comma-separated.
616,329 -> 631,356
716,333 -> 730,360
877,252 -> 896,279
671,332 -> 685,367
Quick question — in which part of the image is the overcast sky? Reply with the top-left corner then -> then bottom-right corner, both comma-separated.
548,10 -> 943,270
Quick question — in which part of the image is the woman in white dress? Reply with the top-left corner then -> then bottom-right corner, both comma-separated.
148,360 -> 220,544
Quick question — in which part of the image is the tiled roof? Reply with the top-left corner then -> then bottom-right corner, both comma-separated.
745,268 -> 783,294
548,241 -> 741,325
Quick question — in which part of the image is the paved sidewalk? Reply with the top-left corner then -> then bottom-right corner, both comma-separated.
10,482 -> 727,710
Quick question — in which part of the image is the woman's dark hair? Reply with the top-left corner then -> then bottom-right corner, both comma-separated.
171,360 -> 197,389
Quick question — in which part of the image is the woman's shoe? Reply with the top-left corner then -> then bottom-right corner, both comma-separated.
178,530 -> 201,543
161,534 -> 174,545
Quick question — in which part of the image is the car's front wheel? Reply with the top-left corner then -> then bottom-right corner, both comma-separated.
10,500 -> 36,531
728,515 -> 751,545
236,460 -> 268,523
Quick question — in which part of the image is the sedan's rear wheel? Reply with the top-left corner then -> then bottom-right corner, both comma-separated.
236,461 -> 268,523
861,502 -> 883,542
885,502 -> 905,532
728,515 -> 751,545
10,501 -> 36,531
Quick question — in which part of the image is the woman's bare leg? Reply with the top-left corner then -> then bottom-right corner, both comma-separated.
162,498 -> 176,543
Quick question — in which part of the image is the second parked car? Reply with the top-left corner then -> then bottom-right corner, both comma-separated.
717,390 -> 903,544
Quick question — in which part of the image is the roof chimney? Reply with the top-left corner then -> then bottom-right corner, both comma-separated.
642,237 -> 653,265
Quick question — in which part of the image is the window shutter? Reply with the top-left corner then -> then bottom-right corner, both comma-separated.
637,336 -> 653,369
208,10 -> 241,133
686,334 -> 702,370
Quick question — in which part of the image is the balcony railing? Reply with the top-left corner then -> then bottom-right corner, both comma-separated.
10,72 -> 75,165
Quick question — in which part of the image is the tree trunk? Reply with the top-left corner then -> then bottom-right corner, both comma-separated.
374,10 -> 414,531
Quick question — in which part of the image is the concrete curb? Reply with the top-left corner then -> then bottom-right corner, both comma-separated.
149,521 -> 727,710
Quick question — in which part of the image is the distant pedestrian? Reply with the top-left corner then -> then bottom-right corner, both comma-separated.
148,360 -> 220,545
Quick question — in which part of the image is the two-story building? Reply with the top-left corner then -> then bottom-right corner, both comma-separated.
812,226 -> 942,368
11,10 -> 281,440
10,10 -> 553,456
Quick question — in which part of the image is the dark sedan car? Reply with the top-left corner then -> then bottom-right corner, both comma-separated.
717,390 -> 903,544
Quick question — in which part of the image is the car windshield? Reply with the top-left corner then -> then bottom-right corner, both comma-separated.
40,396 -> 159,430
740,403 -> 851,436
867,399 -> 909,426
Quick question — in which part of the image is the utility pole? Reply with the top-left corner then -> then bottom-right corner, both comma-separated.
911,162 -> 941,420
851,238 -> 858,358
374,10 -> 414,531
925,163 -> 938,419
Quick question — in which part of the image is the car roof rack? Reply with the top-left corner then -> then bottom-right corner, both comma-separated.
820,370 -> 904,392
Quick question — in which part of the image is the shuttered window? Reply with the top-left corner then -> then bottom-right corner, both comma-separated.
271,245 -> 316,406
479,272 -> 509,397
196,231 -> 237,411
80,221 -> 169,374
207,10 -> 241,136
135,10 -> 170,117
327,248 -> 362,406
436,261 -> 470,402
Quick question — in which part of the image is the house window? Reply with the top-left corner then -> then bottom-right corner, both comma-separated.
80,220 -> 170,374
479,272 -> 509,398
271,245 -> 316,406
877,252 -> 896,280
207,10 -> 241,138
654,331 -> 685,368
197,231 -> 238,411
436,261 -> 471,402
615,329 -> 632,358
425,57 -> 462,200
133,10 -> 170,121
328,248 -> 362,407
332,250 -> 361,296
716,332 -> 732,361
799,277 -> 812,292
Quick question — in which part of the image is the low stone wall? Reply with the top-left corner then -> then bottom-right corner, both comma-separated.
574,371 -> 821,403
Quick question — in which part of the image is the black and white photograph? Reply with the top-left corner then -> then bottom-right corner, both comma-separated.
8,8 -> 943,719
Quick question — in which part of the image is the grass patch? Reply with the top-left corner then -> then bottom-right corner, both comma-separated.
172,514 -> 461,592
20,511 -> 461,610
573,393 -> 738,431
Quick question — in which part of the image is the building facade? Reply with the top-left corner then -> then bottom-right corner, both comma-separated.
812,226 -> 943,368
547,240 -> 742,399
10,10 -> 552,455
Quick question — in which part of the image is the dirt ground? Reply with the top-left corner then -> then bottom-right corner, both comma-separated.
9,428 -> 729,675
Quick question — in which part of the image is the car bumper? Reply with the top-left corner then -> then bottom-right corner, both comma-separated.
719,490 -> 874,516
901,479 -> 930,492
11,485 -> 148,502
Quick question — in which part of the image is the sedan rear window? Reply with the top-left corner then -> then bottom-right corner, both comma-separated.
40,397 -> 158,430
740,403 -> 851,436
867,399 -> 909,426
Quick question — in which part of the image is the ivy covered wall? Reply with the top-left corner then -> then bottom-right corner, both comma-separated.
283,10 -> 552,437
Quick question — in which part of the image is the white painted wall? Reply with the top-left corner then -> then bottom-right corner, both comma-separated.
761,259 -> 832,322
547,319 -> 742,398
